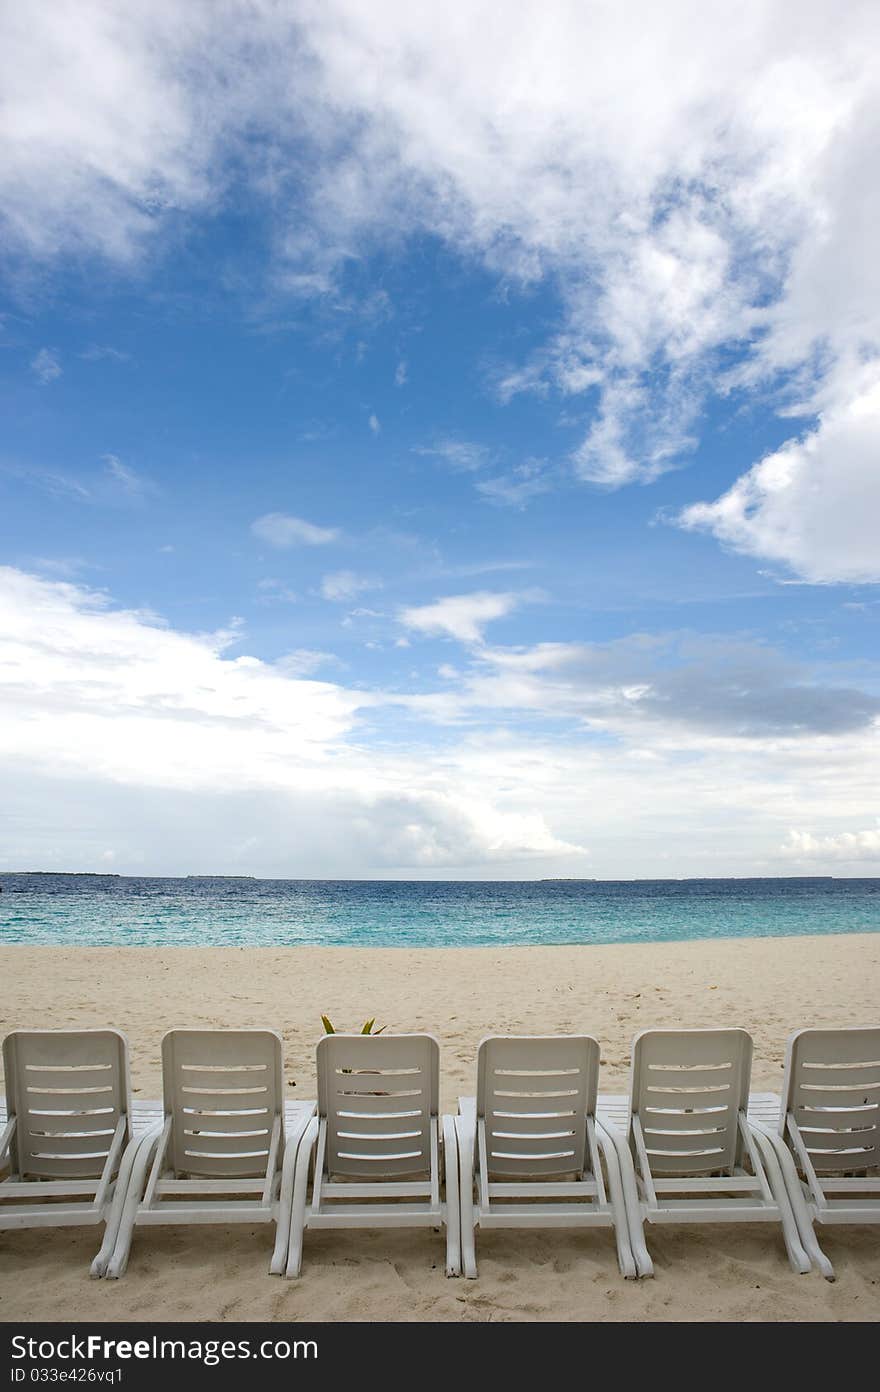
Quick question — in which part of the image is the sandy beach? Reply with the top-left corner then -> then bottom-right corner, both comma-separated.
1,935 -> 878,1322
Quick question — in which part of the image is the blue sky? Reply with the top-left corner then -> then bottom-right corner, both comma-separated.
1,3 -> 879,877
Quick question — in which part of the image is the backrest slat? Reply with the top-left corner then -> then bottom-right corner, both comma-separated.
3,1030 -> 130,1180
317,1035 -> 439,1178
782,1027 -> 880,1174
630,1029 -> 752,1176
477,1036 -> 598,1177
162,1030 -> 283,1179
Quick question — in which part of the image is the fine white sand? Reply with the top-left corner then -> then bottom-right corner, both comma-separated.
1,935 -> 878,1322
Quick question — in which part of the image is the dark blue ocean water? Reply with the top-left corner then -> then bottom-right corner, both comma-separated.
0,874 -> 878,948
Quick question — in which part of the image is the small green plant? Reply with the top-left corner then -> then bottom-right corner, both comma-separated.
321,1015 -> 386,1035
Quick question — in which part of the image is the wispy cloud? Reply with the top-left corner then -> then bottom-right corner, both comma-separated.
5,4 -> 878,559
394,360 -> 408,387
320,570 -> 378,602
274,648 -> 340,676
103,454 -> 152,497
476,459 -> 554,509
368,413 -> 381,435
251,513 -> 340,548
415,439 -> 489,472
80,344 -> 130,363
256,578 -> 298,605
30,347 -> 61,384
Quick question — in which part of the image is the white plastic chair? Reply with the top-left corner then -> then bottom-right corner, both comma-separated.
605,1028 -> 813,1275
751,1026 -> 880,1282
285,1033 -> 460,1277
1,1030 -> 132,1254
95,1029 -> 313,1278
455,1036 -> 636,1279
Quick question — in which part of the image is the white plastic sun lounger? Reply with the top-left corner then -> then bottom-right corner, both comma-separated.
600,1028 -> 813,1277
749,1026 -> 880,1282
285,1033 -> 460,1278
1,1030 -> 132,1251
455,1035 -> 636,1279
94,1029 -> 315,1278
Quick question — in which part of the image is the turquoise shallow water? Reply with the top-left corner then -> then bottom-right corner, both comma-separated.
1,874 -> 878,947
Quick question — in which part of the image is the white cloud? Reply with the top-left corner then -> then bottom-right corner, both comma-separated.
320,570 -> 377,602
6,2 -> 880,548
368,413 -> 381,435
30,347 -> 61,384
0,567 -> 580,874
251,512 -> 340,548
415,439 -> 489,472
676,368 -> 880,583
0,2 -> 279,265
476,459 -> 553,509
256,577 -> 298,605
1,566 -> 879,876
782,823 -> 880,864
103,453 -> 151,497
400,591 -> 525,644
394,359 -> 408,386
80,344 -> 129,362
275,648 -> 339,676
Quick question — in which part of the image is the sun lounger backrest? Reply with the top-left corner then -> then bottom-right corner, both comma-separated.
630,1028 -> 752,1176
3,1029 -> 130,1180
782,1026 -> 880,1174
162,1029 -> 283,1179
317,1034 -> 439,1177
476,1035 -> 598,1177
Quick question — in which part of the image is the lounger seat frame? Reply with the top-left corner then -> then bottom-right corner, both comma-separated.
93,1029 -> 314,1278
456,1035 -> 636,1279
285,1034 -> 460,1277
599,1028 -> 814,1277
1,1030 -> 132,1243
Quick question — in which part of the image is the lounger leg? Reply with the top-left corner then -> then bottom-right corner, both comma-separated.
752,1121 -> 835,1281
595,1122 -> 636,1279
270,1114 -> 312,1277
90,1124 -> 161,1278
441,1114 -> 461,1277
748,1124 -> 812,1275
599,1120 -> 653,1278
284,1117 -> 318,1279
104,1128 -> 162,1279
454,1113 -> 478,1279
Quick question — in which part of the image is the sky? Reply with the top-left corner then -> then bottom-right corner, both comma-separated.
1,1 -> 879,879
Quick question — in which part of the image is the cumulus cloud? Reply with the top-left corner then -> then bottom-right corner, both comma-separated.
782,823 -> 880,863
0,567 -> 581,874
251,512 -> 340,548
400,591 -> 526,645
676,368 -> 880,583
1,568 -> 878,875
